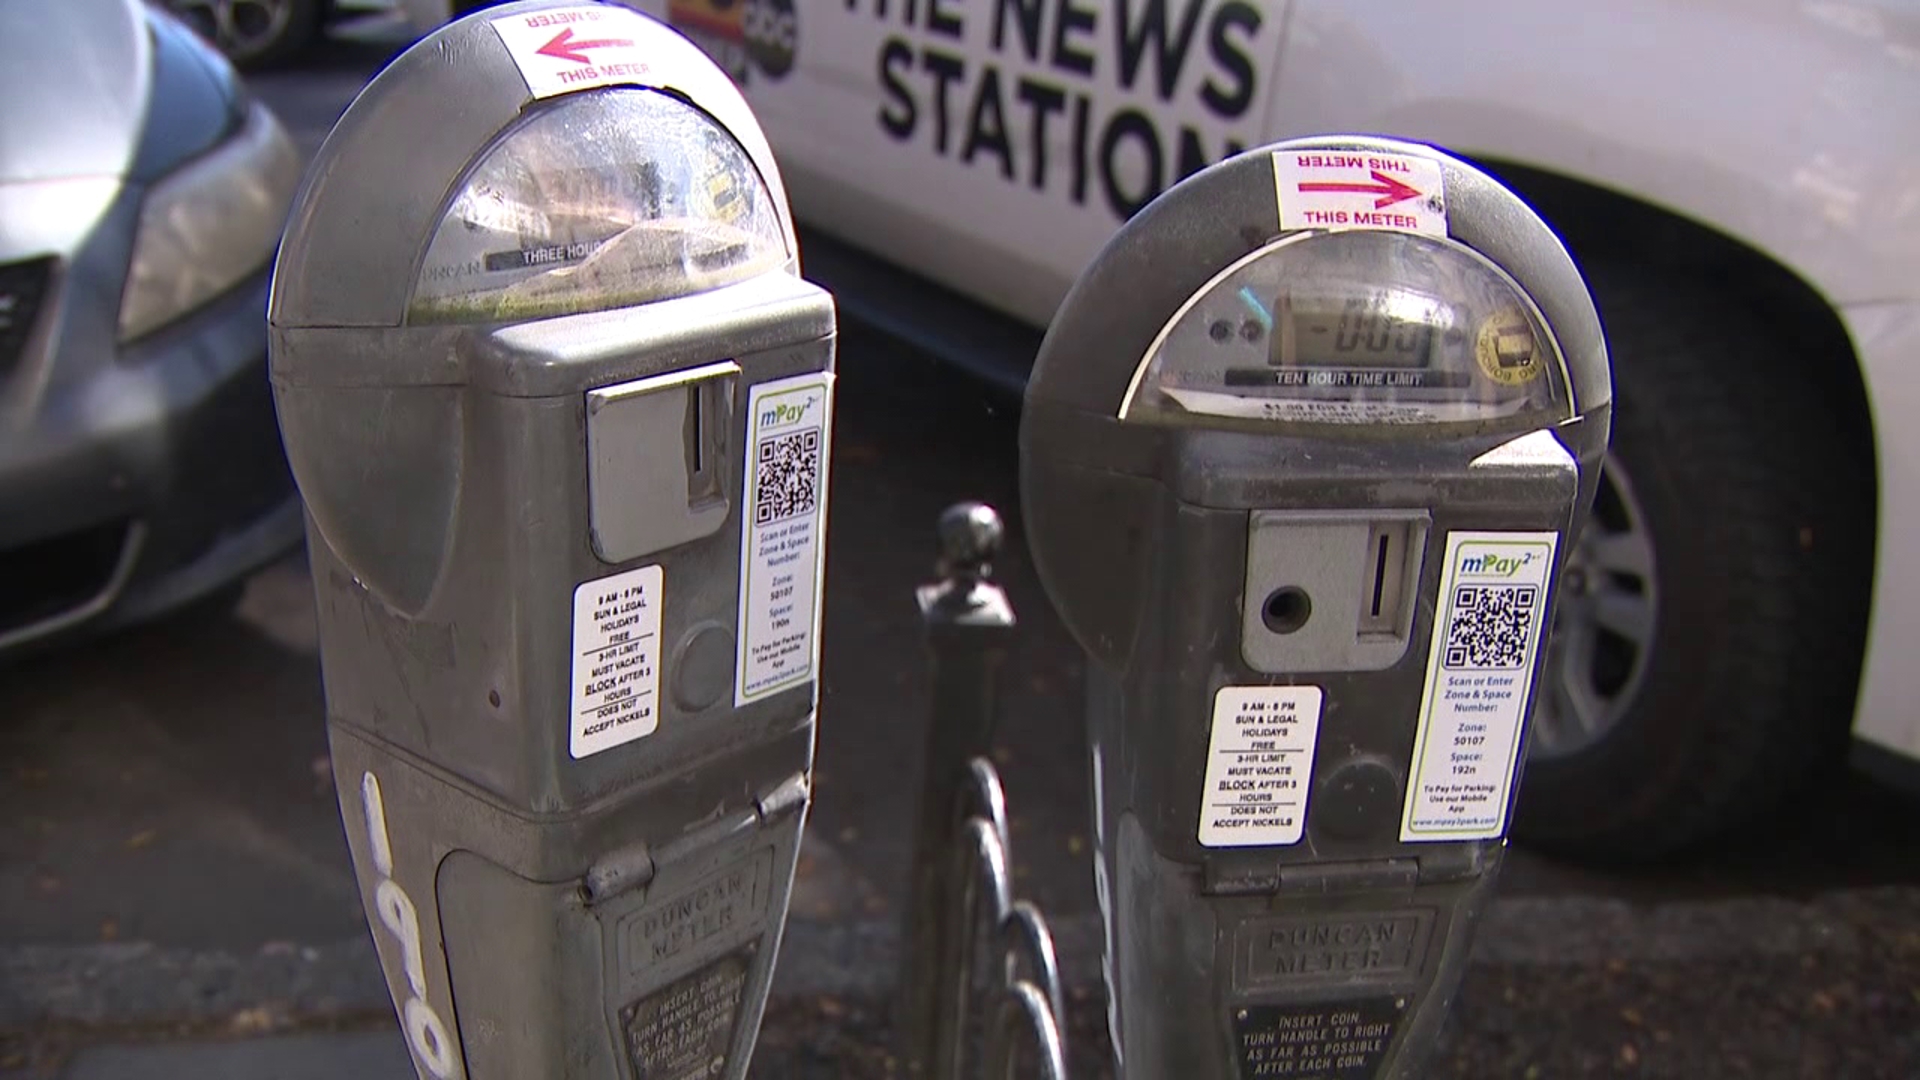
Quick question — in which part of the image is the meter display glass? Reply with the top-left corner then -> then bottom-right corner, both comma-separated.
408,88 -> 787,324
1121,231 -> 1571,429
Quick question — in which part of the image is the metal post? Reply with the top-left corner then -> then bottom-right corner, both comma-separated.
901,503 -> 1017,1077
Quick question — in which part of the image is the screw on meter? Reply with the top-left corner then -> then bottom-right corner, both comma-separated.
1021,136 -> 1610,1080
266,4 -> 831,1078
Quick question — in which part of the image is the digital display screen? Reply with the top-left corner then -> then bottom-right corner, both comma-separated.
1278,302 -> 1434,369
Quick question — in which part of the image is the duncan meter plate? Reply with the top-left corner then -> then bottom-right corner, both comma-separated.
268,5 -> 833,1078
1020,137 -> 1609,1080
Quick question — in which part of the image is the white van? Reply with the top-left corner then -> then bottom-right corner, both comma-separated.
444,0 -> 1920,858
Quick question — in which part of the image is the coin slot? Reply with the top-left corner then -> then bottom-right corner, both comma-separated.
1358,520 -> 1419,639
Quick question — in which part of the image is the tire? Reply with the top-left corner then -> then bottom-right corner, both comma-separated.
1511,264 -> 1873,861
167,0 -> 324,71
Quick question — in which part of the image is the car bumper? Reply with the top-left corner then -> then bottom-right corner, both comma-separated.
0,269 -> 299,652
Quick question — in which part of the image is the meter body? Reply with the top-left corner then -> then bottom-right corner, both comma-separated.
268,5 -> 834,1078
1021,137 -> 1610,1079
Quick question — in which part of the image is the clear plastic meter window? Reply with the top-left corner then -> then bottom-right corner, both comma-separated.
1120,231 -> 1572,430
408,88 -> 787,324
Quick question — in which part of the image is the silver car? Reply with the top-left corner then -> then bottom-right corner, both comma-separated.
0,0 -> 304,654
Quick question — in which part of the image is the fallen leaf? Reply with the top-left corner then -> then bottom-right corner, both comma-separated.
1619,1042 -> 1640,1067
1066,834 -> 1086,856
99,919 -> 118,942
125,830 -> 157,850
838,826 -> 859,844
816,996 -> 846,1019
992,746 -> 1013,765
1810,989 -> 1837,1014
1620,1006 -> 1644,1027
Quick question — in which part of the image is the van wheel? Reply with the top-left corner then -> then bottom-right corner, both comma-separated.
1511,266 -> 1870,860
166,0 -> 323,70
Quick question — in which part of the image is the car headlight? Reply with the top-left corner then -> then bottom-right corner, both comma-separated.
118,100 -> 302,343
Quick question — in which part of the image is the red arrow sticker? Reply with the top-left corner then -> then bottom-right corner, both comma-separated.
1276,151 -> 1447,237
535,26 -> 635,65
491,5 -> 655,99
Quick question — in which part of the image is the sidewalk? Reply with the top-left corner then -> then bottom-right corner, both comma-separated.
2,1029 -> 411,1080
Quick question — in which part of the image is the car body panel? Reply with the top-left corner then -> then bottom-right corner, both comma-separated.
1270,0 -> 1920,308
0,0 -> 299,653
132,7 -> 249,181
0,0 -> 152,183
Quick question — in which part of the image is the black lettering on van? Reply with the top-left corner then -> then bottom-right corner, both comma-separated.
1050,0 -> 1097,75
922,47 -> 967,154
1201,0 -> 1260,118
879,37 -> 916,139
1015,77 -> 1066,189
1116,0 -> 1205,101
1069,91 -> 1092,205
926,0 -> 963,38
992,0 -> 1045,60
1100,107 -> 1162,219
963,67 -> 1016,179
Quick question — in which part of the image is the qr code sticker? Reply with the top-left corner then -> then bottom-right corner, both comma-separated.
754,428 -> 821,525
1442,585 -> 1539,670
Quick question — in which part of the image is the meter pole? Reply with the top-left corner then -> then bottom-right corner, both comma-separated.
901,503 -> 1017,1077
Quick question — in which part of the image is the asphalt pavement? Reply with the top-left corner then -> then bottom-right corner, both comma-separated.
3,20 -> 1919,1080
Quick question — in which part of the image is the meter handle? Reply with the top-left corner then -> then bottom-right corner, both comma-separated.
901,502 -> 1018,1078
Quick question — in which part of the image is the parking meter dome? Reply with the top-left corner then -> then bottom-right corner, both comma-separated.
269,0 -> 797,331
407,87 -> 789,324
268,0 -> 800,615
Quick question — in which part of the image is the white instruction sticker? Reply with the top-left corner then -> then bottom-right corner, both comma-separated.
735,371 -> 835,707
1198,686 -> 1323,847
569,564 -> 663,759
490,5 -> 657,100
1401,531 -> 1559,841
1275,149 -> 1447,237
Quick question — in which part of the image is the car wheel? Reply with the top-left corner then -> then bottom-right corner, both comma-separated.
166,0 -> 323,70
1512,265 -> 1870,860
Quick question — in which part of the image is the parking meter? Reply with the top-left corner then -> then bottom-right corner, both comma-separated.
1021,137 -> 1609,1079
267,4 -> 834,1077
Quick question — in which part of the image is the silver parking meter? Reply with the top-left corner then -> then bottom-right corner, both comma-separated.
267,4 -> 834,1077
1021,137 -> 1609,1079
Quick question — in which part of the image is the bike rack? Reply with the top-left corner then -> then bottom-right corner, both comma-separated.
899,503 -> 1071,1080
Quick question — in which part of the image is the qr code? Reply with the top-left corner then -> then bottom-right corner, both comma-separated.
1442,585 -> 1539,669
754,429 -> 821,525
